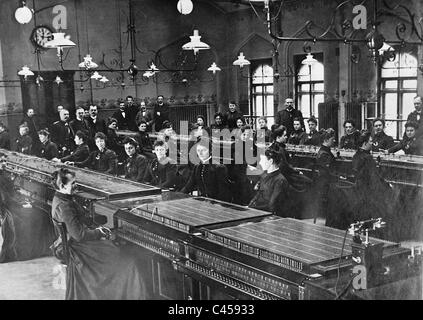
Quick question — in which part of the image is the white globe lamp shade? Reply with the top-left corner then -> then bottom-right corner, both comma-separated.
177,0 -> 193,15
15,6 -> 33,24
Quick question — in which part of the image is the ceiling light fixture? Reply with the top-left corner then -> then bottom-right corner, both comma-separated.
233,52 -> 250,68
17,65 -> 34,79
182,30 -> 210,55
15,1 -> 33,24
207,62 -> 221,74
177,0 -> 193,15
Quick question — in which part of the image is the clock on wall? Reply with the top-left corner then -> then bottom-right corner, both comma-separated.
30,25 -> 54,49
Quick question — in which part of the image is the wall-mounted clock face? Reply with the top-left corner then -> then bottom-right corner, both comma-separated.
30,26 -> 54,49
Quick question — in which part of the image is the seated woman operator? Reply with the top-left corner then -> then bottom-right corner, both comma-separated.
51,168 -> 146,300
248,146 -> 290,216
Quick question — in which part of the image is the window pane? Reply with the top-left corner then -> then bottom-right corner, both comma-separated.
298,75 -> 311,82
300,83 -> 310,92
314,83 -> 324,91
264,95 -> 274,118
300,94 -> 310,118
384,120 -> 397,140
298,64 -> 310,77
384,93 -> 398,119
255,86 -> 263,93
402,79 -> 417,89
298,62 -> 324,81
262,65 -> 274,83
265,85 -> 273,93
384,80 -> 397,89
254,96 -> 263,117
310,62 -> 324,81
252,64 -> 274,84
381,66 -> 399,78
382,52 -> 417,78
399,53 -> 417,77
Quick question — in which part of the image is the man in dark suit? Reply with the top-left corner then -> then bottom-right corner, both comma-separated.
125,95 -> 140,131
152,95 -> 170,132
86,105 -> 107,134
224,101 -> 244,131
135,100 -> 153,131
20,108 -> 40,152
50,109 -> 73,157
69,107 -> 90,137
406,95 -> 423,137
113,99 -> 129,130
275,98 -> 305,136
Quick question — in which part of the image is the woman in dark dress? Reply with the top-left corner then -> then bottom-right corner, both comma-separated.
271,126 -> 313,191
249,146 -> 290,216
181,138 -> 232,202
228,126 -> 255,205
254,117 -> 272,144
191,115 -> 211,140
387,121 -> 423,155
60,130 -> 90,163
15,124 -> 32,155
106,117 -> 124,161
315,129 -> 337,219
134,121 -> 155,160
51,168 -> 146,300
351,131 -> 396,239
143,140 -> 179,189
122,137 -> 148,182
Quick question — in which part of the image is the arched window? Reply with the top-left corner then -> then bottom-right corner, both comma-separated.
381,49 -> 418,139
296,53 -> 324,119
251,60 -> 274,126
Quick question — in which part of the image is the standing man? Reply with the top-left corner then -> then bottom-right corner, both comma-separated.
86,105 -> 106,137
153,95 -> 170,132
69,107 -> 90,137
112,99 -> 129,130
135,100 -> 153,131
50,109 -> 73,157
20,108 -> 40,151
406,95 -> 423,137
224,101 -> 244,131
275,98 -> 305,136
125,95 -> 139,131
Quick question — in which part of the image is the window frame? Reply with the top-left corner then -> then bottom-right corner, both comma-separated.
249,59 -> 275,127
380,49 -> 418,140
294,53 -> 325,120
